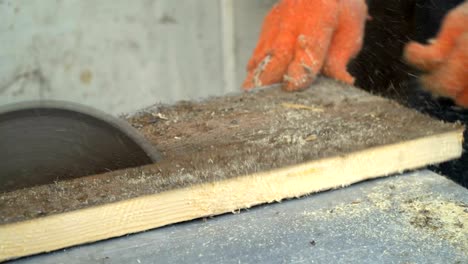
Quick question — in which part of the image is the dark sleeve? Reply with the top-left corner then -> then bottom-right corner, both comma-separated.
413,0 -> 464,41
350,0 -> 464,96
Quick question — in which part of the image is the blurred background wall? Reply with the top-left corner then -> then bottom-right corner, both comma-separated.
0,0 -> 276,115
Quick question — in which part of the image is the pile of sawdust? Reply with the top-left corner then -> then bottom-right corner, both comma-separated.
302,177 -> 468,251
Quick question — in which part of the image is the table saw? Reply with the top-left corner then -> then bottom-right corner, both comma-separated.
1,79 -> 466,263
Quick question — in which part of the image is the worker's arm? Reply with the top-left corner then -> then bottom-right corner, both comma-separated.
404,1 -> 468,107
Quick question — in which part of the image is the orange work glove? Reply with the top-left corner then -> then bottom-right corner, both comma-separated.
404,1 -> 468,107
242,0 -> 368,91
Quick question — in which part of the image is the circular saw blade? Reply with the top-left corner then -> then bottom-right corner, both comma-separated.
0,101 -> 161,193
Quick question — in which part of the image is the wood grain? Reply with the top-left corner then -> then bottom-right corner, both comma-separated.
0,78 -> 464,261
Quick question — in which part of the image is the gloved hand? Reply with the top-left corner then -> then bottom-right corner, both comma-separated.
404,1 -> 468,107
242,0 -> 368,91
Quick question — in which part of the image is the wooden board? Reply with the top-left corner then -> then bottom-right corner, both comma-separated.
0,78 -> 464,261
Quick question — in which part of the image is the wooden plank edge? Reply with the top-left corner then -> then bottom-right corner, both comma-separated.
0,129 -> 463,261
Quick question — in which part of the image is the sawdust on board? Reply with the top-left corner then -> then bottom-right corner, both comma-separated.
0,78 -> 462,225
302,177 -> 468,251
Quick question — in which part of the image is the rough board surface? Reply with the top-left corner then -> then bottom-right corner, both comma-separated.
0,78 -> 463,226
